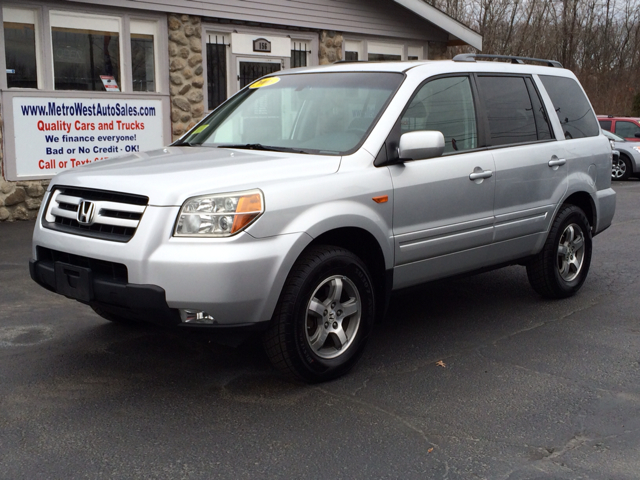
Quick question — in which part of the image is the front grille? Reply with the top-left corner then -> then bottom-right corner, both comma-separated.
42,186 -> 148,242
37,246 -> 128,283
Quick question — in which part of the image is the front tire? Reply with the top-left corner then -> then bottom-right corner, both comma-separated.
263,246 -> 375,383
526,205 -> 592,299
612,154 -> 631,181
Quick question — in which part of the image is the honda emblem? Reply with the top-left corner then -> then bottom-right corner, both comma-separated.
77,200 -> 96,225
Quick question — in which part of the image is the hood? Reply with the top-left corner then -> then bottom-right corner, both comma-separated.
50,146 -> 341,206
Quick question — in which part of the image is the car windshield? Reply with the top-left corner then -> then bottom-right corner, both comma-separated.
602,129 -> 625,142
176,72 -> 404,155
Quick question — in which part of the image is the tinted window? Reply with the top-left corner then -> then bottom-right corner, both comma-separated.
540,75 -> 599,139
477,76 -> 537,146
599,120 -> 612,131
401,76 -> 477,153
615,121 -> 640,138
525,77 -> 553,140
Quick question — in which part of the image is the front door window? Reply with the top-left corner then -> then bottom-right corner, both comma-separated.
615,121 -> 640,140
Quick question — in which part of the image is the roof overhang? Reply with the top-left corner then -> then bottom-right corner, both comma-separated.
392,0 -> 482,51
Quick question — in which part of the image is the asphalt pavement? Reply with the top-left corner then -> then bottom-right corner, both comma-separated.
1,180 -> 639,479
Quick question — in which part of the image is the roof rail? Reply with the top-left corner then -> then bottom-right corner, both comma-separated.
453,53 -> 563,68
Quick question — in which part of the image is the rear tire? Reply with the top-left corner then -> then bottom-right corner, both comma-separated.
263,246 -> 375,383
527,205 -> 592,299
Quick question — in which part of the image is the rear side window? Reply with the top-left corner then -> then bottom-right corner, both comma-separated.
540,75 -> 599,139
477,76 -> 538,146
599,120 -> 612,131
401,76 -> 477,153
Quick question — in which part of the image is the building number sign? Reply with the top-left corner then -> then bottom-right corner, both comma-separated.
253,38 -> 272,53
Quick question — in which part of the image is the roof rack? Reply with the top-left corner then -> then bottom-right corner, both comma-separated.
452,53 -> 563,68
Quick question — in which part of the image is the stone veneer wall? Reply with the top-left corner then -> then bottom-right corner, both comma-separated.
168,14 -> 205,141
319,31 -> 343,64
0,96 -> 48,222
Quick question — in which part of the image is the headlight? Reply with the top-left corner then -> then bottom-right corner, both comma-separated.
609,139 -> 616,150
633,146 -> 640,154
174,189 -> 264,237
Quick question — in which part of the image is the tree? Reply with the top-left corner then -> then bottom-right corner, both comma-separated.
426,0 -> 640,114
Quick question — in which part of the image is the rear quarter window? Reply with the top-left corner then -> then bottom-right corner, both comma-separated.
539,75 -> 599,139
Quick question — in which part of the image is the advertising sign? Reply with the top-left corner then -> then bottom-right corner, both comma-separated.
12,97 -> 164,178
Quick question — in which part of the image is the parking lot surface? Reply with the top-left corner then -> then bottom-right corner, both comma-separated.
1,181 -> 639,479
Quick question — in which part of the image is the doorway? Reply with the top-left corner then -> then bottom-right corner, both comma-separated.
237,58 -> 282,89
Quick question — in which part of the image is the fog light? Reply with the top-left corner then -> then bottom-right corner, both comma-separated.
179,309 -> 216,324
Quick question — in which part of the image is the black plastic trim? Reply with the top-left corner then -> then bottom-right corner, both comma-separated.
453,53 -> 563,68
30,258 -> 180,326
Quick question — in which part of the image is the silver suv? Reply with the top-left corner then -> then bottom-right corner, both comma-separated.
30,54 -> 616,382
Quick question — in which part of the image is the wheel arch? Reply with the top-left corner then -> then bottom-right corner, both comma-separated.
307,227 -> 392,321
561,191 -> 596,232
619,152 -> 636,171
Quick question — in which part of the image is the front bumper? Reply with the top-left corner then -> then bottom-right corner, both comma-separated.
31,204 -> 312,326
29,256 -> 181,326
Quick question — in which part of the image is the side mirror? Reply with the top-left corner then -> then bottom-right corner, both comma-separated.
634,132 -> 640,138
398,131 -> 445,161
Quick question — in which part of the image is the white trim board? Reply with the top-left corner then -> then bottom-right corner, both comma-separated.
392,0 -> 482,50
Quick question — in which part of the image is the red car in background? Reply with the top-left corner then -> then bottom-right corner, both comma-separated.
598,115 -> 640,141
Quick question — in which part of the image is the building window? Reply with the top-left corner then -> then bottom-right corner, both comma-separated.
3,7 -> 38,88
367,43 -> 402,61
207,34 -> 229,110
3,8 -> 162,92
343,40 -> 425,62
408,46 -> 423,61
51,12 -> 121,91
131,20 -> 156,92
344,40 -> 362,62
291,41 -> 309,68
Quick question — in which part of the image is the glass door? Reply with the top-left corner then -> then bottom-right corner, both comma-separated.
237,58 -> 282,89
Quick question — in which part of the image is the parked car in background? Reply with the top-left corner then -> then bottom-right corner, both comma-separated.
602,129 -> 640,180
598,115 -> 640,141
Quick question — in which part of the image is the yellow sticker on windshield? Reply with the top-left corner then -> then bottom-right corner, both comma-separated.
193,124 -> 208,134
249,77 -> 280,89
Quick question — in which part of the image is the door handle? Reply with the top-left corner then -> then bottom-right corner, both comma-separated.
548,158 -> 566,167
469,169 -> 493,181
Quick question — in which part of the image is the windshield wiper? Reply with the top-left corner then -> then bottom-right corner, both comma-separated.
218,143 -> 308,154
